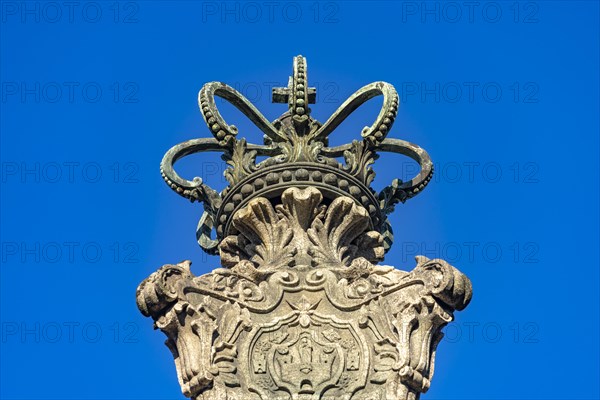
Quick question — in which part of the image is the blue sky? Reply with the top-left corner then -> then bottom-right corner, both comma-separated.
1,1 -> 599,399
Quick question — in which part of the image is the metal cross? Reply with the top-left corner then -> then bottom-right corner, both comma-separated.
272,77 -> 316,105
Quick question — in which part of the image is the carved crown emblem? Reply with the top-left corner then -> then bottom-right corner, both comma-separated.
161,55 -> 433,254
139,57 -> 471,400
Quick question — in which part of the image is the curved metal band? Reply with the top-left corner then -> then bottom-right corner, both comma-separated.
161,137 -> 281,254
161,138 -> 278,201
377,138 -> 433,203
160,138 -> 226,254
322,137 -> 433,210
324,137 -> 433,253
160,138 -> 224,205
313,81 -> 399,143
198,82 -> 286,144
376,138 -> 432,253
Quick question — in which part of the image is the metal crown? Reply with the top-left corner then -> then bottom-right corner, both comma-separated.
160,55 -> 433,255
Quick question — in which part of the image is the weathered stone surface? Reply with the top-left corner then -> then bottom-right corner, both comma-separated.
138,56 -> 472,400
138,188 -> 471,400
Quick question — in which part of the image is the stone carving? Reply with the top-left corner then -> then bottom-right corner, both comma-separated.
138,57 -> 472,400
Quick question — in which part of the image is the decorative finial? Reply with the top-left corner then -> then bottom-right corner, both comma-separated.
161,56 -> 433,255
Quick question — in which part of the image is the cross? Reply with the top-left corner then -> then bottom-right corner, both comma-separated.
272,77 -> 316,105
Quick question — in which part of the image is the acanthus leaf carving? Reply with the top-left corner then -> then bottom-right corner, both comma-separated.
275,185 -> 325,263
220,187 -> 385,271
344,140 -> 378,186
307,195 -> 384,268
222,197 -> 296,270
138,191 -> 472,400
223,138 -> 258,186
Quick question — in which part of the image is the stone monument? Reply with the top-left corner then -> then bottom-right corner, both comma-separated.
137,56 -> 472,400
